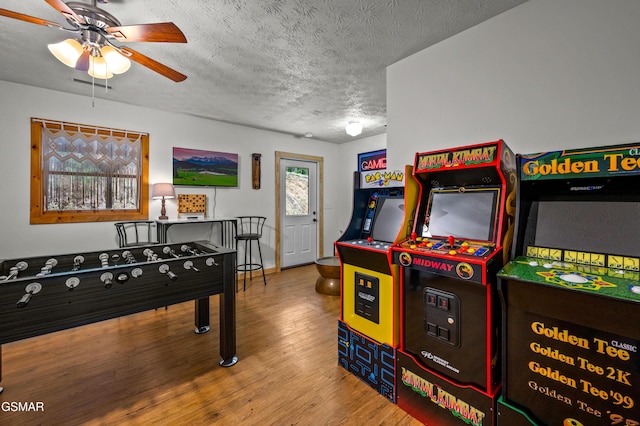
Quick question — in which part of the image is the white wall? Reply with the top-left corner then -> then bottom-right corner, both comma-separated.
387,0 -> 640,170
335,133 -> 387,242
0,81 -> 343,265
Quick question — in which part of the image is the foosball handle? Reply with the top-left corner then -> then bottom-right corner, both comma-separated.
16,282 -> 42,308
16,292 -> 33,308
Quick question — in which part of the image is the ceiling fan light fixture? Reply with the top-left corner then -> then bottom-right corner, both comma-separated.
48,38 -> 83,68
101,45 -> 131,74
88,55 -> 113,79
346,121 -> 363,137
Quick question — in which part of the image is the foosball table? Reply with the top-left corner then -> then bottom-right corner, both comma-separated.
0,240 -> 237,393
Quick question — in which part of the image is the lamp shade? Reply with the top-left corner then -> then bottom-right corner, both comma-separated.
48,39 -> 132,80
101,45 -> 131,74
346,121 -> 363,137
88,55 -> 114,79
48,39 -> 83,68
151,183 -> 175,199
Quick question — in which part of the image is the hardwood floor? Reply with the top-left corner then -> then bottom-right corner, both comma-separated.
0,265 -> 422,425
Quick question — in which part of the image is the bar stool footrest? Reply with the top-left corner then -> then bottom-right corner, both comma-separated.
237,263 -> 264,272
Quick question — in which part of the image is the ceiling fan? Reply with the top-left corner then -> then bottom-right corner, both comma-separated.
0,0 -> 187,82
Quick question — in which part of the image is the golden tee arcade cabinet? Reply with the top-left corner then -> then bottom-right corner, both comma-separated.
392,140 -> 516,425
497,143 -> 640,426
336,167 -> 418,402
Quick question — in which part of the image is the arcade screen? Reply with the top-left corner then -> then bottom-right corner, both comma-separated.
533,200 -> 640,256
371,197 -> 405,242
422,188 -> 499,241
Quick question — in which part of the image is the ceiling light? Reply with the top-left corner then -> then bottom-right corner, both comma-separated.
101,45 -> 131,74
48,38 -> 131,80
48,39 -> 83,68
88,55 -> 114,79
346,121 -> 363,137
304,132 -> 313,138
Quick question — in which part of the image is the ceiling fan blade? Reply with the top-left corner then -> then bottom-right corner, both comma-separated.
120,47 -> 187,82
107,22 -> 187,43
75,50 -> 91,72
0,8 -> 63,28
44,0 -> 86,25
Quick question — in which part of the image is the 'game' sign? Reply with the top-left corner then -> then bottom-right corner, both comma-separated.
358,149 -> 386,172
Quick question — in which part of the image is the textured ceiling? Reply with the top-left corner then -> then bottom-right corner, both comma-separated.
0,0 -> 527,143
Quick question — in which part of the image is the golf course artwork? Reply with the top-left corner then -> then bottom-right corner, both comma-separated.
172,147 -> 239,187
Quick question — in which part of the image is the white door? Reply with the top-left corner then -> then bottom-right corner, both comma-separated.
280,158 -> 318,268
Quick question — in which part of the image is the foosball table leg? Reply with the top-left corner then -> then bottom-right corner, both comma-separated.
194,297 -> 210,334
0,344 -> 3,394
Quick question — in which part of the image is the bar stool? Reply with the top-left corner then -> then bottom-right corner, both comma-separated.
235,216 -> 267,291
114,221 -> 158,247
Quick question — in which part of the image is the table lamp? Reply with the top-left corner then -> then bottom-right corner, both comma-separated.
152,183 -> 176,220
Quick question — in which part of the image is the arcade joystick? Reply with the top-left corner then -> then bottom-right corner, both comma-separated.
367,236 -> 373,245
411,232 -> 417,244
448,235 -> 455,249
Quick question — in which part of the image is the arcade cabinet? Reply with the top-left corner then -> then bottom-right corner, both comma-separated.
497,143 -> 640,426
392,140 -> 516,425
336,166 -> 418,401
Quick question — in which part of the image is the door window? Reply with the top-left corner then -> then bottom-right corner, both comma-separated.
285,166 -> 309,216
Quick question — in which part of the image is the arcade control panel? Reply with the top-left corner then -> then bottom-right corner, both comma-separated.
500,245 -> 640,300
525,245 -> 639,272
341,237 -> 393,253
398,234 -> 494,258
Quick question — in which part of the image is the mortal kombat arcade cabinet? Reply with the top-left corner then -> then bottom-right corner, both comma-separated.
392,140 -> 516,425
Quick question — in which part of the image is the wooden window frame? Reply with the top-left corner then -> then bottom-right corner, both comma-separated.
30,118 -> 149,224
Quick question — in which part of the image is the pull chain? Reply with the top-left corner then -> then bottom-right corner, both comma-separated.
92,73 -> 95,108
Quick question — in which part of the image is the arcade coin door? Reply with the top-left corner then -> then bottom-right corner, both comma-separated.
392,140 -> 516,425
497,143 -> 640,426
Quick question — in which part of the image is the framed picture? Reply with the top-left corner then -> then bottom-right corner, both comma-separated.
172,147 -> 239,187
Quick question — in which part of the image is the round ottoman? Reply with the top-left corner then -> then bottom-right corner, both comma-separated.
314,256 -> 340,296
